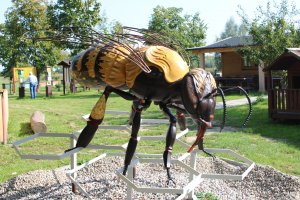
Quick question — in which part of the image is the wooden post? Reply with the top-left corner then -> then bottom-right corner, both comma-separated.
258,61 -> 265,92
0,90 -> 8,144
70,79 -> 76,93
267,70 -> 274,119
63,66 -> 66,95
30,111 -> 47,133
46,85 -> 52,97
198,53 -> 205,69
57,60 -> 71,95
19,86 -> 25,98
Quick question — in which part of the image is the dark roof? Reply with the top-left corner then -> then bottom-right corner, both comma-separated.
264,48 -> 300,71
57,59 -> 71,67
186,36 -> 254,52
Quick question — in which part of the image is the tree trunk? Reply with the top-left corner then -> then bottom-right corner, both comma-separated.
30,111 -> 47,133
36,68 -> 40,92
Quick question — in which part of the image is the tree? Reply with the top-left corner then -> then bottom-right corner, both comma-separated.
96,13 -> 124,35
214,17 -> 240,71
47,0 -> 101,30
220,17 -> 239,40
47,0 -> 102,54
238,0 -> 300,66
216,17 -> 248,41
238,21 -> 248,36
148,6 -> 207,67
0,0 -> 64,79
213,17 -> 249,71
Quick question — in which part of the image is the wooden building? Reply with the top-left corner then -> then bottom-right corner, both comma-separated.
263,48 -> 300,120
187,36 -> 265,91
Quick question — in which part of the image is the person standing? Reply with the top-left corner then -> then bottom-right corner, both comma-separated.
25,72 -> 38,99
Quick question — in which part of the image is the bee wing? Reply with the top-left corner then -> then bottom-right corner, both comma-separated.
119,26 -> 190,66
32,26 -> 189,73
33,27 -> 151,73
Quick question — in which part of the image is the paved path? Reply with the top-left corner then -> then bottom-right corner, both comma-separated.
187,96 -> 259,136
216,96 -> 257,109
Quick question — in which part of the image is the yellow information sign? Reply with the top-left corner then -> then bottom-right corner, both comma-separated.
12,67 -> 37,82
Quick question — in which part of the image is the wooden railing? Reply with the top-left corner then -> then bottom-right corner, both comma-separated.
215,76 -> 258,91
269,89 -> 300,113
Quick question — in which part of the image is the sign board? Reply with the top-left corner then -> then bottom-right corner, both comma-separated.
12,67 -> 37,82
46,66 -> 52,86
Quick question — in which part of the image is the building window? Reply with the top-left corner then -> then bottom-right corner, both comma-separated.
242,56 -> 257,69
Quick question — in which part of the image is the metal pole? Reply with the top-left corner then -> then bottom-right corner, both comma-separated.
70,135 -> 77,193
187,151 -> 197,199
126,165 -> 134,199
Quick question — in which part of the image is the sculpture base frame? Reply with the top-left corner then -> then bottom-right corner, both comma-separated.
12,111 -> 254,199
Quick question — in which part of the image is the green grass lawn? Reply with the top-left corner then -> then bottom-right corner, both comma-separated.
0,88 -> 299,184
212,98 -> 300,175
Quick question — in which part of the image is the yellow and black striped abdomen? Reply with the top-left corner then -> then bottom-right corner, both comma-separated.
71,44 -> 142,88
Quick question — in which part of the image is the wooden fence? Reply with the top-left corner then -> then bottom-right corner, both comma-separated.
268,89 -> 300,120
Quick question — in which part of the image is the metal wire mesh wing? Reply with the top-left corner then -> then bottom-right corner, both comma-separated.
33,26 -> 190,73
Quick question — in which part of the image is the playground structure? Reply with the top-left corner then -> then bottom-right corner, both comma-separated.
12,111 -> 255,199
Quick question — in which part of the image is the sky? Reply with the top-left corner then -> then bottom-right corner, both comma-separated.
0,0 -> 299,45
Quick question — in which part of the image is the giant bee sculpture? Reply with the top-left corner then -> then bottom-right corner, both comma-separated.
44,27 -> 252,184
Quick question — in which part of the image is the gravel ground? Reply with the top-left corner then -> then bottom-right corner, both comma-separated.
1,156 -> 299,200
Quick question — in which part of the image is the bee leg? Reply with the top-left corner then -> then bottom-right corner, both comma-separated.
128,99 -> 151,125
176,110 -> 186,131
73,87 -> 113,149
105,85 -> 137,101
128,100 -> 140,125
123,101 -> 143,175
160,104 -> 177,186
72,86 -> 140,150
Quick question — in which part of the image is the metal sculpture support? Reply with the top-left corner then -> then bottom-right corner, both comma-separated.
12,124 -> 255,199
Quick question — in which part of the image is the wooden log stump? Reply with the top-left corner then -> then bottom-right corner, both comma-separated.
30,111 -> 47,133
